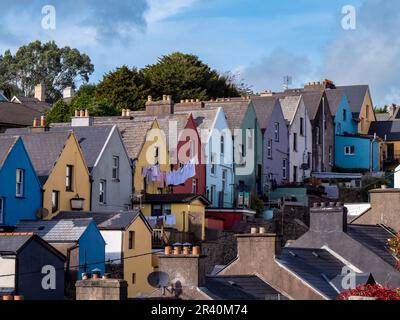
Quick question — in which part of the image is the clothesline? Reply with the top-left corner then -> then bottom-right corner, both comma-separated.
142,159 -> 196,187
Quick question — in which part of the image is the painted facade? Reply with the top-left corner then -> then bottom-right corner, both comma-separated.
202,108 -> 234,208
280,96 -> 313,183
261,100 -> 289,187
0,137 -> 42,226
141,196 -> 208,241
133,120 -> 170,195
335,135 -> 380,171
233,102 -> 263,197
122,215 -> 154,298
89,127 -> 133,211
42,133 -> 91,218
332,92 -> 380,172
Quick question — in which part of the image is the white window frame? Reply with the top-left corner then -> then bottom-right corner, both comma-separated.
99,180 -> 107,204
189,140 -> 195,160
344,146 -> 355,156
51,190 -> 59,213
316,127 -> 320,145
267,139 -> 273,159
283,159 -> 287,179
220,135 -> 225,155
222,170 -> 227,189
274,122 -> 279,141
16,169 -> 24,197
210,152 -> 216,175
112,156 -> 120,180
66,165 -> 73,191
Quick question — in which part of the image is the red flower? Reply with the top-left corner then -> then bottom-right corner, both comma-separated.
337,284 -> 400,300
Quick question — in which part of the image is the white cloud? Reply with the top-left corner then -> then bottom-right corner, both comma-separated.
240,48 -> 314,93
322,0 -> 400,106
145,0 -> 198,23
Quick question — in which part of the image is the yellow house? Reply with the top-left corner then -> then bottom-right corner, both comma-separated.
18,131 -> 91,218
132,119 -> 170,194
56,209 -> 154,298
139,194 -> 210,243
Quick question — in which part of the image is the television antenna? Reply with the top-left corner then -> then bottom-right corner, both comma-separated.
283,76 -> 292,91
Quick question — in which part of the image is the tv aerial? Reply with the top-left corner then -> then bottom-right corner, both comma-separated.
147,271 -> 170,295
283,75 -> 292,91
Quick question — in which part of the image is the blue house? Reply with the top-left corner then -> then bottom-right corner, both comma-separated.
16,218 -> 106,280
326,90 -> 380,172
0,136 -> 42,227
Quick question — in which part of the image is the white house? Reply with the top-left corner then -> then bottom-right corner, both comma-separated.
184,108 -> 234,208
280,95 -> 313,183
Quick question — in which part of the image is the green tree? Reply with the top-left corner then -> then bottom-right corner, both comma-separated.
142,52 -> 240,101
0,41 -> 94,102
95,65 -> 149,112
45,99 -> 73,124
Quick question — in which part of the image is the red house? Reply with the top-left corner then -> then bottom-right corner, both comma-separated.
157,113 -> 206,196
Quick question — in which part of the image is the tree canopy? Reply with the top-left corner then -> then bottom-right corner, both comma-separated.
0,40 -> 94,101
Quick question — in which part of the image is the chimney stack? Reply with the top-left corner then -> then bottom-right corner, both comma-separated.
29,115 -> 49,133
34,83 -> 45,102
63,87 -> 75,99
71,109 -> 93,127
310,202 -> 347,233
158,246 -> 206,289
145,94 -> 174,116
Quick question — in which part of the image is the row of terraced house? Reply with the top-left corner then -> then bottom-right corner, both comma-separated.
0,80 -> 399,300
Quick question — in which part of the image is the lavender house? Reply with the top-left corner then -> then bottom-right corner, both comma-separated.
252,96 -> 289,191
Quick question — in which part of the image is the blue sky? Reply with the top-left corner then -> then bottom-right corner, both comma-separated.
1,0 -> 399,106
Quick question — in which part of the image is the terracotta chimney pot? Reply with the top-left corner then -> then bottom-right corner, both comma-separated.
84,109 -> 89,117
183,247 -> 190,255
192,246 -> 200,255
80,110 -> 85,117
3,295 -> 14,300
33,118 -> 38,128
174,246 -> 181,255
14,295 -> 24,301
74,110 -> 79,117
164,246 -> 172,255
40,115 -> 46,127
148,95 -> 153,102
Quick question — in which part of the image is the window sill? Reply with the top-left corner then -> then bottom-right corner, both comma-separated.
15,196 -> 25,199
65,189 -> 74,193
112,179 -> 120,183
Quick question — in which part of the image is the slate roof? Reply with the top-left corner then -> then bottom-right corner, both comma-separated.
336,85 -> 369,116
251,96 -> 279,130
302,91 -> 324,120
346,224 -> 397,267
277,248 -> 352,299
50,126 -> 114,171
157,114 -> 189,145
204,275 -> 287,300
368,120 -> 400,141
0,101 -> 42,126
205,99 -> 250,131
142,193 -> 211,205
325,89 -> 346,116
0,136 -> 18,169
176,108 -> 220,138
5,131 -> 70,184
93,117 -> 156,160
54,209 -> 150,231
16,219 -> 93,242
0,234 -> 33,254
13,96 -> 51,112
375,113 -> 391,121
279,95 -> 301,124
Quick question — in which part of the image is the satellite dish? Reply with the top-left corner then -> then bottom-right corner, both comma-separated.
147,271 -> 170,289
36,208 -> 49,220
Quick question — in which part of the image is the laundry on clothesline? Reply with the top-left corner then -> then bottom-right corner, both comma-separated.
166,158 -> 196,186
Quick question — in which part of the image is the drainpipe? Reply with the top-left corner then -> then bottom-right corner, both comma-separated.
322,96 -> 326,172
